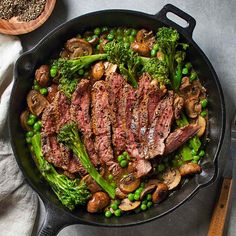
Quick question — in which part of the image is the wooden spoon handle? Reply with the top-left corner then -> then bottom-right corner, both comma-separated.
208,178 -> 232,236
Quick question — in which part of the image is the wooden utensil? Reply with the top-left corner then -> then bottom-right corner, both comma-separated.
0,0 -> 56,35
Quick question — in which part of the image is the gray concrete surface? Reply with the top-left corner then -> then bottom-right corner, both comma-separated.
20,0 -> 236,235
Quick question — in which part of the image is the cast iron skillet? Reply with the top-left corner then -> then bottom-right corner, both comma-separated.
9,4 -> 225,236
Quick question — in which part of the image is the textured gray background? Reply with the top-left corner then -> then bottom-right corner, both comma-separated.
19,0 -> 236,235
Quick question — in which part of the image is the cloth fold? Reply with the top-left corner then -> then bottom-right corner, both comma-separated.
0,34 -> 38,236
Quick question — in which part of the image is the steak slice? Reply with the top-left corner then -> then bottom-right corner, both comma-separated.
146,91 -> 174,159
164,124 -> 200,155
71,79 -> 99,166
92,80 -> 121,176
42,91 -> 71,135
41,132 -> 86,175
135,159 -> 152,178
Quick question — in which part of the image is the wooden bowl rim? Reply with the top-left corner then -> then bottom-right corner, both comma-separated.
0,0 -> 56,35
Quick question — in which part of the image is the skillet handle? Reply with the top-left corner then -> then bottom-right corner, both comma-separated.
38,202 -> 78,236
155,4 -> 196,38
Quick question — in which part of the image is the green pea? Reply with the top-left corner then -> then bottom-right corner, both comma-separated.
111,203 -> 118,210
142,200 -> 147,205
201,99 -> 208,108
147,201 -> 153,208
102,26 -> 109,32
146,194 -> 152,201
114,209 -> 121,217
185,62 -> 192,69
131,29 -> 137,36
108,174 -> 113,181
94,27 -> 101,36
151,49 -> 157,57
50,66 -> 57,77
33,80 -> 38,85
128,193 -> 134,202
182,67 -> 189,75
76,33 -> 82,38
191,149 -> 197,156
141,204 -> 147,211
117,155 -> 125,162
105,210 -> 112,218
129,35 -> 135,43
134,193 -> 140,201
124,28 -> 132,36
40,88 -> 48,96
201,110 -> 207,117
114,200 -> 121,205
199,150 -> 205,157
192,160 -> 198,164
33,121 -> 42,132
78,69 -> 84,76
26,131 -> 34,138
193,156 -> 200,162
33,85 -> 40,91
107,34 -> 114,41
190,71 -> 197,81
29,114 -> 37,120
153,44 -> 159,51
117,35 -> 123,42
120,159 -> 128,168
27,118 -> 35,126
111,182 -> 116,188
26,137 -> 32,144
157,164 -> 165,172
135,187 -> 143,195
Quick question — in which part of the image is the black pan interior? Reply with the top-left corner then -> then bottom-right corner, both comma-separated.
9,10 -> 225,226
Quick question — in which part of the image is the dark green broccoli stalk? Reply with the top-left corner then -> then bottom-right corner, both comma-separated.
31,133 -> 91,211
173,51 -> 186,90
139,57 -> 170,85
105,41 -> 140,88
57,123 -> 116,199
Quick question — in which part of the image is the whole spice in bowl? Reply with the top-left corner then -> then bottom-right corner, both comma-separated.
0,0 -> 47,22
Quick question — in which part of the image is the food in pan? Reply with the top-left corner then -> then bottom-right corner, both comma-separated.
20,26 -> 208,216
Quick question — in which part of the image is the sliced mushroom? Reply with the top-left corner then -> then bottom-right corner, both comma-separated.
91,62 -> 105,80
115,187 -> 127,199
81,174 -> 101,193
161,168 -> 181,190
46,84 -> 58,103
179,163 -> 202,176
140,184 -> 156,200
174,95 -> 184,119
88,36 -> 99,45
60,48 -> 70,59
35,65 -> 50,87
20,110 -> 31,131
179,76 -> 191,92
104,62 -> 117,76
131,42 -> 150,56
119,173 -> 140,193
136,29 -> 155,49
185,98 -> 201,118
27,90 -> 49,116
196,115 -> 206,137
119,198 -> 141,211
87,192 -> 110,213
65,38 -> 92,57
99,39 -> 109,53
152,183 -> 169,204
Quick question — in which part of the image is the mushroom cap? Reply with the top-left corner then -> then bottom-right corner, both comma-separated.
152,183 -> 169,204
161,168 -> 181,190
119,198 -> 141,211
179,163 -> 202,176
196,115 -> 206,137
87,192 -> 110,213
119,173 -> 140,194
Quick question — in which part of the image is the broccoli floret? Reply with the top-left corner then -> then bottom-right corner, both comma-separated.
57,123 -> 116,199
58,77 -> 78,99
31,133 -> 91,211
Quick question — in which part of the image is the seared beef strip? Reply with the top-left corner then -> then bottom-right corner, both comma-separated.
42,91 -> 71,135
145,91 -> 174,159
71,79 -> 99,166
92,80 -> 121,176
164,124 -> 200,155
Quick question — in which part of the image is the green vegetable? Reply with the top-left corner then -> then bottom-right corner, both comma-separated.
29,114 -> 37,120
57,123 -> 116,199
141,204 -> 147,211
190,71 -> 197,81
111,202 -> 118,210
124,28 -> 131,35
50,66 -> 57,77
201,110 -> 207,117
33,85 -> 40,91
120,159 -> 128,168
94,27 -> 101,36
185,62 -> 192,69
108,174 -> 113,181
26,131 -> 34,138
40,88 -> 48,96
134,193 -> 140,201
33,121 -> 42,132
151,49 -> 157,57
114,209 -> 122,217
128,193 -> 134,201
199,150 -> 205,157
58,77 -> 78,99
147,201 -> 153,208
201,99 -> 208,108
153,44 -> 159,51
27,118 -> 35,126
105,210 -> 112,218
193,156 -> 200,162
157,163 -> 165,172
117,155 -> 125,162
182,67 -> 188,75
146,194 -> 152,201
31,133 -> 91,210
107,34 -> 114,41
26,137 -> 32,144
102,26 -> 108,32
131,29 -> 137,36
181,145 -> 193,161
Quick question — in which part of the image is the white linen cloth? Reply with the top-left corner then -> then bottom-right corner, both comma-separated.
0,34 -> 38,236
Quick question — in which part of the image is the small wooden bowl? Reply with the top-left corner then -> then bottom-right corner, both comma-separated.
0,0 -> 56,35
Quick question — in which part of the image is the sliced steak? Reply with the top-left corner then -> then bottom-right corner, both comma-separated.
92,80 -> 121,176
135,159 -> 152,178
71,79 -> 99,166
164,124 -> 200,155
42,91 -> 71,135
41,132 -> 86,175
146,91 -> 174,159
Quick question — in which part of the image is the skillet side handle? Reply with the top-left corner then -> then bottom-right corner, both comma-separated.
38,202 -> 78,236
155,4 -> 196,38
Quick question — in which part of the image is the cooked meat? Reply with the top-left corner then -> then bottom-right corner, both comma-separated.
145,91 -> 174,158
164,124 -> 200,155
42,91 -> 71,135
92,80 -> 121,176
41,133 -> 86,175
71,79 -> 99,166
135,159 -> 152,178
